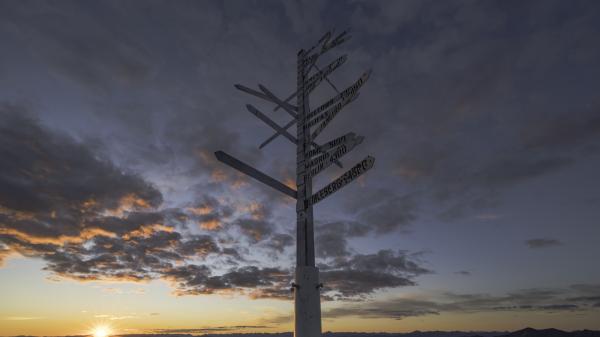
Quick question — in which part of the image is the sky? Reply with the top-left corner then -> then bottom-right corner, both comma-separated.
1,0 -> 600,335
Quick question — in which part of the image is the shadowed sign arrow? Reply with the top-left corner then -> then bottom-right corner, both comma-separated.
307,156 -> 375,206
214,150 -> 297,199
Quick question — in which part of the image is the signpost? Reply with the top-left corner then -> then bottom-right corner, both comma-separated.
215,29 -> 375,337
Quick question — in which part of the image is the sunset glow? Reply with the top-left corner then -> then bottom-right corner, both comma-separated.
92,325 -> 111,337
1,1 -> 600,336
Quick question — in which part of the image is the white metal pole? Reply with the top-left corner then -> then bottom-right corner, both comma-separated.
294,49 -> 322,337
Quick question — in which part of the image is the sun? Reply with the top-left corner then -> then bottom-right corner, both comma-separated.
92,325 -> 111,337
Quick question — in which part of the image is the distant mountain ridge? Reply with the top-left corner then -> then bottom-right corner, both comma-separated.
8,328 -> 600,337
500,327 -> 600,337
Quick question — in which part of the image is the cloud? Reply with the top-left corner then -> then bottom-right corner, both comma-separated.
163,264 -> 292,299
323,283 -> 600,320
187,196 -> 235,231
343,190 -> 418,234
263,233 -> 294,254
0,105 -> 270,295
1,1 -> 598,308
0,1 -> 153,93
319,249 -> 430,300
315,221 -> 369,259
2,107 -> 430,299
234,218 -> 276,243
526,238 -> 562,249
150,326 -> 270,334
0,105 -> 162,244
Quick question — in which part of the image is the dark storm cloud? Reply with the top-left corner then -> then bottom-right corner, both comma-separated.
187,196 -> 234,231
522,114 -> 600,151
342,189 -> 418,234
1,0 -> 598,307
234,218 -> 276,243
167,250 -> 431,300
315,221 -> 369,258
0,105 -> 162,241
0,104 -> 249,291
343,0 -> 600,222
321,269 -> 416,299
163,264 -> 292,298
177,235 -> 221,257
323,284 -> 600,320
263,233 -> 294,254
0,1 -> 153,93
331,249 -> 430,275
525,238 -> 562,249
319,249 -> 430,300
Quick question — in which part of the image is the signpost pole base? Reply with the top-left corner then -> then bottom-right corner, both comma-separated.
294,266 -> 322,337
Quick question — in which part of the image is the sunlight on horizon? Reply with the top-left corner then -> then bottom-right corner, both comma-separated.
91,325 -> 111,337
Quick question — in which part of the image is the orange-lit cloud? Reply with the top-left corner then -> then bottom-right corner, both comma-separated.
199,219 -> 222,230
121,223 -> 173,240
0,227 -> 116,245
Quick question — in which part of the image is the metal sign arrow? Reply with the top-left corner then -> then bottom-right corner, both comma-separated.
306,91 -> 358,130
214,151 -> 297,199
305,132 -> 357,158
258,84 -> 298,119
307,155 -> 375,206
304,54 -> 347,94
303,30 -> 352,70
247,104 -> 343,168
310,71 -> 371,140
273,32 -> 351,113
261,70 -> 371,149
307,70 -> 371,121
246,104 -> 298,145
307,136 -> 364,177
234,84 -> 298,113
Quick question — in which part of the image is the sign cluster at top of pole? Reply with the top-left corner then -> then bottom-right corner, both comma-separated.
215,29 -> 375,205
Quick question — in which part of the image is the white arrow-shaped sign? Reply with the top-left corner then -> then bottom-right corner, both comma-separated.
234,84 -> 298,113
305,132 -> 356,158
307,156 -> 375,206
310,71 -> 371,140
307,70 -> 371,121
307,136 -> 364,177
262,70 -> 371,148
303,30 -> 352,70
305,54 -> 347,94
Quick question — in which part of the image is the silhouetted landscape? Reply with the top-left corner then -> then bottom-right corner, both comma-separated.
9,328 -> 600,337
2,1 -> 600,336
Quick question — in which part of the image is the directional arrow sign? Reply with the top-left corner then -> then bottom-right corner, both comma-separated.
214,151 -> 297,199
308,135 -> 363,168
303,30 -> 351,69
246,104 -> 297,145
310,71 -> 371,140
259,118 -> 296,149
272,53 -> 347,113
234,84 -> 298,112
264,70 -> 371,148
307,70 -> 371,121
307,156 -> 375,206
305,91 -> 358,130
305,54 -> 347,94
307,136 -> 363,177
248,104 -> 343,168
305,132 -> 356,158
304,30 -> 332,56
258,84 -> 298,119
